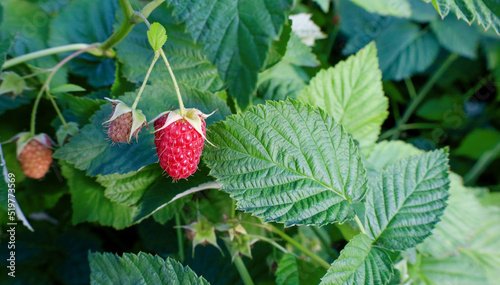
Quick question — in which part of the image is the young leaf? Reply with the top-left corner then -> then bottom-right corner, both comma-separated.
320,234 -> 393,285
89,252 -> 209,284
299,42 -> 388,154
165,0 -> 293,107
147,22 -> 168,52
365,149 -> 450,251
423,0 -> 500,34
204,99 -> 368,226
0,72 -> 26,95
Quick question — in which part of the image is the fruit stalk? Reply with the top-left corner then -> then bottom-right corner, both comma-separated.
131,52 -> 160,110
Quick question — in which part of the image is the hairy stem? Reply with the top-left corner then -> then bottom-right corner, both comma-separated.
131,52 -> 159,110
464,140 -> 500,185
30,45 -> 99,136
233,255 -> 255,285
390,53 -> 459,140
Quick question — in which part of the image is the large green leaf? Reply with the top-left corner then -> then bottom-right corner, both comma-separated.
204,99 -> 368,226
423,0 -> 500,34
350,0 -> 412,18
54,81 -> 231,176
299,42 -> 388,154
320,234 -> 393,285
115,3 -> 224,93
430,16 -> 480,59
165,0 -> 293,107
417,253 -> 488,285
365,149 -> 450,251
89,252 -> 209,285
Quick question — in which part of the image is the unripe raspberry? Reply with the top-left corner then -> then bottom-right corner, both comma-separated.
8,133 -> 53,179
104,98 -> 147,143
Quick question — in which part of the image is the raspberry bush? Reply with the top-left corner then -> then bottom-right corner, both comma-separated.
1,0 -> 500,284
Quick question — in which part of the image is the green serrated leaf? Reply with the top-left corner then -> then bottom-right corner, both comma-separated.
51,84 -> 86,94
89,252 -> 210,284
97,166 -> 161,206
147,22 -> 168,51
351,0 -> 412,18
0,72 -> 26,95
320,234 -> 393,285
54,81 -> 230,176
299,42 -> 388,154
166,0 -> 293,107
423,0 -> 500,35
204,99 -> 368,226
365,149 -> 450,251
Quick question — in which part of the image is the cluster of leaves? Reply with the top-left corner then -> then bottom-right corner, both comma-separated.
0,0 -> 500,284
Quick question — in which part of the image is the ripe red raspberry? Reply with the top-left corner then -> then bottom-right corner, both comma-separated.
154,115 -> 206,179
19,139 -> 53,179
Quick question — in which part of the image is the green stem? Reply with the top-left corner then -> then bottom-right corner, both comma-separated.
99,0 -> 165,53
160,51 -> 185,115
233,255 -> 255,285
268,224 -> 330,269
99,0 -> 135,52
134,0 -> 165,20
133,10 -> 186,116
47,92 -> 67,127
354,215 -> 366,235
390,53 -> 459,140
404,78 -> 417,99
30,45 -> 98,136
464,140 -> 500,185
131,52 -> 160,110
2,44 -> 93,70
175,213 -> 185,262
